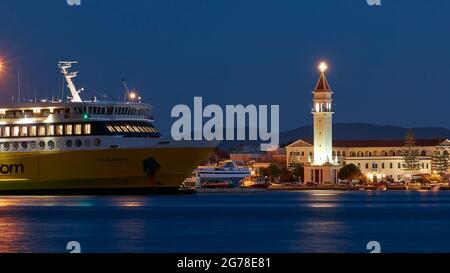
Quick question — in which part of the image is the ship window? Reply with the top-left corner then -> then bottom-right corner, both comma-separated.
30,126 -> 37,137
132,126 -> 140,132
21,141 -> 28,150
3,127 -> 10,137
93,107 -> 98,115
84,124 -> 91,135
126,125 -> 134,132
66,139 -> 73,147
106,125 -> 115,132
12,142 -> 19,150
48,140 -> 55,150
56,125 -> 64,135
120,126 -> 129,132
13,126 -> 20,137
84,139 -> 91,147
38,141 -> 45,150
75,139 -> 82,147
47,125 -> 55,136
20,126 -> 28,137
3,142 -> 10,151
65,125 -> 73,135
88,107 -> 93,114
75,124 -> 82,135
94,138 -> 101,147
101,108 -> 106,115
38,126 -> 46,136
114,126 -> 122,132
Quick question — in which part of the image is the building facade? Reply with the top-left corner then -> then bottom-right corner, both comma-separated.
287,138 -> 450,182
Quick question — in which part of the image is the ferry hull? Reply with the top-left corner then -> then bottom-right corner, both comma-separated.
0,146 -> 212,194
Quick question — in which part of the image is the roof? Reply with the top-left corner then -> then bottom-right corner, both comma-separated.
314,72 -> 331,92
286,138 -> 448,148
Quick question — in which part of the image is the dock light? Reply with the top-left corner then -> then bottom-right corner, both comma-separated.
318,62 -> 328,73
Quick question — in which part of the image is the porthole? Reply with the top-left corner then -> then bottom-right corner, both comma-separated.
66,139 -> 73,148
84,139 -> 91,147
12,142 -> 19,151
21,142 -> 28,150
3,142 -> 10,151
38,141 -> 46,150
75,139 -> 82,147
94,138 -> 101,147
47,140 -> 55,150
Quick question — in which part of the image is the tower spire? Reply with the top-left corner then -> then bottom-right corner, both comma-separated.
314,62 -> 331,92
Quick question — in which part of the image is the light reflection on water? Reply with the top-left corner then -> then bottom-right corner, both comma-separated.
0,192 -> 449,253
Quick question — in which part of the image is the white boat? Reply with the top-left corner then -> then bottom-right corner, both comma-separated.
196,160 -> 251,188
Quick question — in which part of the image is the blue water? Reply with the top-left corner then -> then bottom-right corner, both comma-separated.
1,191 -> 450,253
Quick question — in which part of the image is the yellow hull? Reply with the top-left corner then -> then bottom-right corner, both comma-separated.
0,146 -> 212,193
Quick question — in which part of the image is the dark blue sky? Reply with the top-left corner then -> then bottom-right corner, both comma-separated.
0,0 -> 449,134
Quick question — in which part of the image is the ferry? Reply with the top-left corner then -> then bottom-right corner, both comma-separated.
0,62 -> 214,194
195,160 -> 251,188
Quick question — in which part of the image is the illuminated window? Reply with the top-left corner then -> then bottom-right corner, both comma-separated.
30,126 -> 37,136
106,125 -> 115,132
120,126 -> 129,132
65,124 -> 73,135
56,125 -> 64,135
13,126 -> 20,137
84,124 -> 91,135
38,126 -> 46,136
75,124 -> 82,135
132,126 -> 140,132
3,127 -> 10,137
47,125 -> 55,136
21,126 -> 28,137
114,126 -> 122,132
126,125 -> 134,132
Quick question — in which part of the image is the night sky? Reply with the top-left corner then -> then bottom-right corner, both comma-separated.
0,0 -> 449,134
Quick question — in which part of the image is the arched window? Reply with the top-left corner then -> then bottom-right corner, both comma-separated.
337,151 -> 341,157
342,151 -> 346,157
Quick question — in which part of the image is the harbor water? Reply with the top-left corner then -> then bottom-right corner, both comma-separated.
0,191 -> 450,253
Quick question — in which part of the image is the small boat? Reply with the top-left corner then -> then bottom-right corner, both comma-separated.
201,180 -> 234,189
241,176 -> 271,189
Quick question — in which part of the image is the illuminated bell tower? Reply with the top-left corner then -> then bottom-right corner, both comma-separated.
304,62 -> 341,185
312,62 -> 334,164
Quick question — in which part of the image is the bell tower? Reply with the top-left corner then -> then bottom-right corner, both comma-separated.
304,62 -> 341,185
312,62 -> 334,164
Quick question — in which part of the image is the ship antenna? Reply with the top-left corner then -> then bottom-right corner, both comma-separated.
122,78 -> 130,102
58,61 -> 83,102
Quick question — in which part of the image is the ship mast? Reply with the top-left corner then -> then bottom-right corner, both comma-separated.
58,61 -> 83,102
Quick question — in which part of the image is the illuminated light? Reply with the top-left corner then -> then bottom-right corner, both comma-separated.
318,62 -> 328,73
129,92 -> 137,100
82,113 -> 90,120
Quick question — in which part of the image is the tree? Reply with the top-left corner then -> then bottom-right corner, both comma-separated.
292,164 -> 305,182
267,164 -> 281,182
402,129 -> 420,172
431,146 -> 449,176
338,164 -> 361,183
